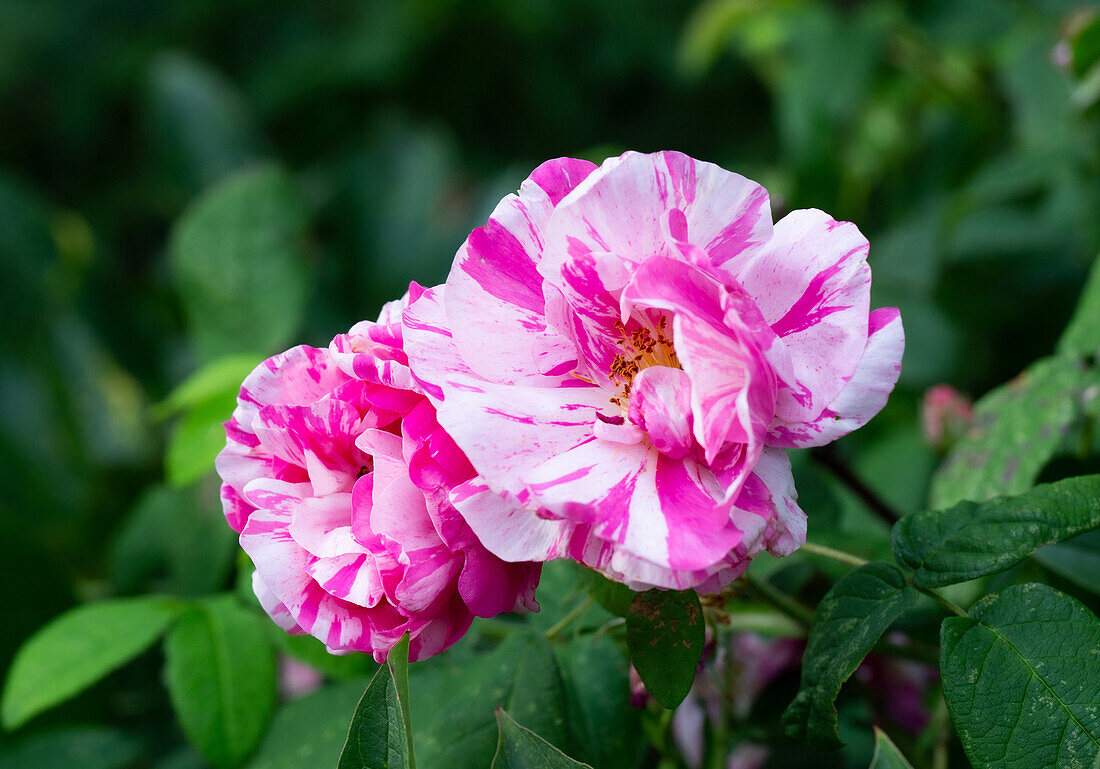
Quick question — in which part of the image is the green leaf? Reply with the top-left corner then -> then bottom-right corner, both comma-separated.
155,354 -> 262,419
413,632 -> 569,769
158,355 -> 262,490
386,634 -> 415,768
625,589 -> 704,709
941,584 -> 1100,769
782,562 -> 918,749
869,728 -> 915,769
1071,12 -> 1100,79
555,637 -> 644,769
930,356 -> 1100,508
165,395 -> 235,487
0,726 -> 143,769
491,710 -> 593,769
164,596 -> 276,768
575,567 -> 634,617
893,474 -> 1100,588
1060,254 -> 1100,357
245,679 -> 368,769
338,636 -> 412,769
1,596 -> 180,729
169,164 -> 310,360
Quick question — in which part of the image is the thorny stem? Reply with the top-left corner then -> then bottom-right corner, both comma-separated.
811,445 -> 902,524
544,596 -> 593,640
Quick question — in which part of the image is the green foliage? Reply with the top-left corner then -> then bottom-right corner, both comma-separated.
868,728 -> 915,769
491,710 -> 592,769
0,726 -> 143,769
929,356 -> 1100,508
894,474 -> 1100,588
169,164 -> 311,360
109,483 -> 237,596
246,679 -> 368,769
625,589 -> 705,709
554,637 -> 644,769
575,567 -> 634,617
339,635 -> 413,769
4,1 -> 1100,767
147,53 -> 266,195
164,596 -> 276,768
1059,255 -> 1100,357
782,563 -> 918,749
159,354 -> 262,487
940,584 -> 1100,769
1070,11 -> 1100,79
1,596 -> 180,729
1034,531 -> 1100,595
412,632 -> 569,769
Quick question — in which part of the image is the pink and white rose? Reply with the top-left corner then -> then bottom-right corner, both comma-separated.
403,151 -> 903,590
215,290 -> 540,662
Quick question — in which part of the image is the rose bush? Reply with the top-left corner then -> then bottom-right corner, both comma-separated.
403,151 -> 904,590
215,291 -> 540,662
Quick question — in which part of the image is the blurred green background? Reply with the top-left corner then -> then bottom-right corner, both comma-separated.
1,0 -> 1098,767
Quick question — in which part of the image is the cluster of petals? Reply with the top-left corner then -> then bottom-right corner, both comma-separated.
402,151 -> 904,591
215,292 -> 540,662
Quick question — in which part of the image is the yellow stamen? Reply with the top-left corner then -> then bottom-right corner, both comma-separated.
608,313 -> 681,410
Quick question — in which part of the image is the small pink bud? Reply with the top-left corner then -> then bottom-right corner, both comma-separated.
921,384 -> 974,450
278,655 -> 324,700
629,666 -> 651,708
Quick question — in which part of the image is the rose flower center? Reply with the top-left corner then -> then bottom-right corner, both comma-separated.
608,313 -> 681,410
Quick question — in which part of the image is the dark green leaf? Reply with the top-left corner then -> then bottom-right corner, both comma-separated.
491,710 -> 593,769
869,728 -> 915,769
246,679 -> 368,769
413,632 -> 569,769
893,474 -> 1100,588
1071,12 -> 1100,78
165,395 -> 235,487
555,637 -> 644,769
169,164 -> 310,360
1,596 -> 180,729
575,567 -> 634,617
930,355 -> 1100,509
0,726 -> 143,769
941,584 -> 1100,769
1060,254 -> 1100,357
626,589 -> 704,709
782,562 -> 918,749
386,634 -> 415,768
338,636 -> 411,769
164,596 -> 276,768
